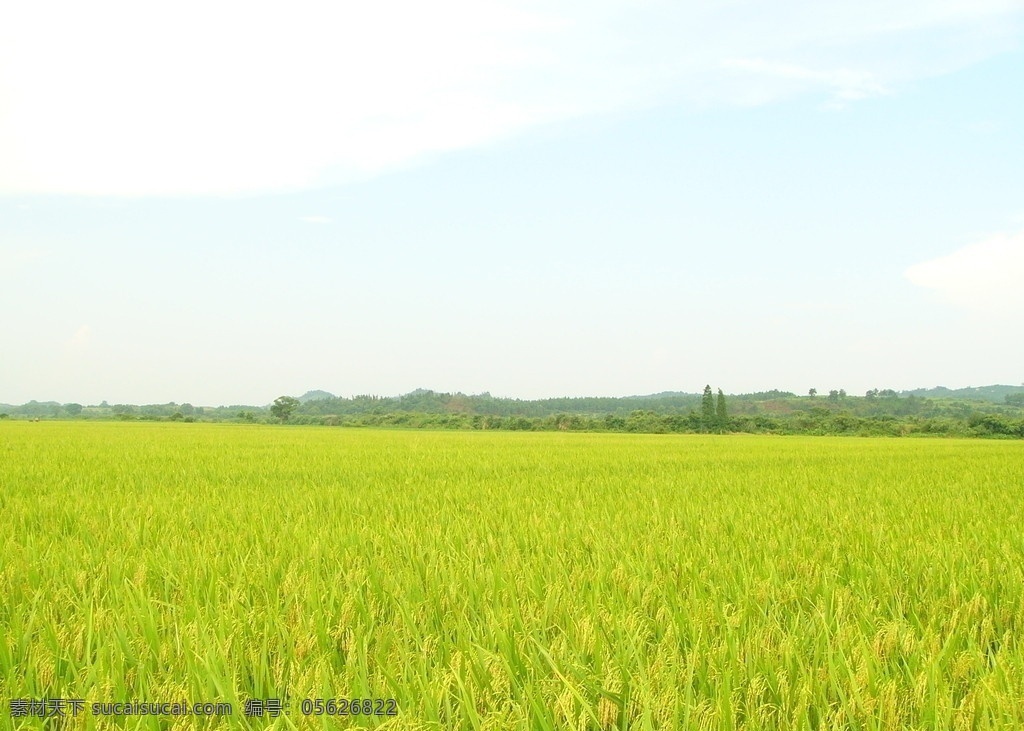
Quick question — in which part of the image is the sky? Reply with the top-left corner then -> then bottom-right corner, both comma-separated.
2,0 -> 1023,405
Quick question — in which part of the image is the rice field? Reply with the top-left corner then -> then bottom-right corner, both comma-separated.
1,421 -> 1023,730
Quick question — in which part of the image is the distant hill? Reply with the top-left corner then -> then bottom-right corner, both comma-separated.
629,391 -> 699,400
0,400 -> 63,416
901,385 -> 1024,403
298,390 -> 336,402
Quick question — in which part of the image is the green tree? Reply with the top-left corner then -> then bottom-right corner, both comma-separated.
701,385 -> 715,428
64,403 -> 83,416
716,389 -> 727,428
271,396 -> 300,423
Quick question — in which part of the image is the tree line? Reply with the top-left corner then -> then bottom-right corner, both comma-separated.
6,387 -> 1023,439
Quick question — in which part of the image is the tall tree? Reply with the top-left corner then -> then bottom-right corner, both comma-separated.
716,389 -> 727,427
701,385 -> 715,428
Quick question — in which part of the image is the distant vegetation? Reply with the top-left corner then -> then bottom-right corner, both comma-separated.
3,384 -> 1023,438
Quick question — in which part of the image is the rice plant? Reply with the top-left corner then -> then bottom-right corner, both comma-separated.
1,422 -> 1022,729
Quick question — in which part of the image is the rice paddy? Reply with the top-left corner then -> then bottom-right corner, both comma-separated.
1,421 -> 1023,729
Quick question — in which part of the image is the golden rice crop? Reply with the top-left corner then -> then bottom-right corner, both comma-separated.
1,422 -> 1022,729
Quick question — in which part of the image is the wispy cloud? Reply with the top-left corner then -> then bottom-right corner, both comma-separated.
906,229 -> 1024,313
0,0 -> 1019,197
722,58 -> 889,106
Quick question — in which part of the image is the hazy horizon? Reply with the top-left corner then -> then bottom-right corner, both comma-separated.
3,1 -> 1022,406
5,381 -> 1024,410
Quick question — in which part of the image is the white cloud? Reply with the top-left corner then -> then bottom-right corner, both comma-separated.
299,216 -> 332,224
0,0 -> 1020,197
721,58 -> 888,106
906,229 -> 1024,313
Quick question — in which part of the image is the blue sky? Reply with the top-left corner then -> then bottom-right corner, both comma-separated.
2,1 -> 1023,405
